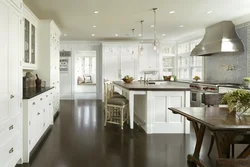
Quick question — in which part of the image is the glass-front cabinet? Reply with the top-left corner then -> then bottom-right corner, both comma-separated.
23,5 -> 38,70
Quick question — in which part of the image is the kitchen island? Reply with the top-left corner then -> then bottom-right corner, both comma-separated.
113,81 -> 191,134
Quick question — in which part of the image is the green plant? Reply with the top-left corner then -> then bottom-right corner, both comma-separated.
221,89 -> 250,113
243,77 -> 250,82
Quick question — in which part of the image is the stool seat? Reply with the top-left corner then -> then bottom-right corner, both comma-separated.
107,98 -> 129,106
113,94 -> 126,98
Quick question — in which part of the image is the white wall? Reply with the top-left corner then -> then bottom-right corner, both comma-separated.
60,41 -> 102,99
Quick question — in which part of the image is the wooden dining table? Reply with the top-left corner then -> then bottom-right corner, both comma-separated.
168,107 -> 250,167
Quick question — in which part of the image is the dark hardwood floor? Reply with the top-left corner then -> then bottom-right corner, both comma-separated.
17,100 -> 246,167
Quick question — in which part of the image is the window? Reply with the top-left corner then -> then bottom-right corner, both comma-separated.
177,39 -> 203,80
162,46 -> 176,76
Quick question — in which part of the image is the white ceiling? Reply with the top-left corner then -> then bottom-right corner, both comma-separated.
24,0 -> 250,41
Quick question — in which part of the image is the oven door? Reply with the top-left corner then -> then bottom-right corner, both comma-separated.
190,90 -> 201,107
200,92 -> 221,107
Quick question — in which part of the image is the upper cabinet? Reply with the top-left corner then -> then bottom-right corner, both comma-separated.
10,0 -> 23,9
23,4 -> 38,70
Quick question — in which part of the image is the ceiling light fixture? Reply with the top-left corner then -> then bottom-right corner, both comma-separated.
153,8 -> 158,51
207,11 -> 212,14
179,25 -> 184,28
115,34 -> 118,36
93,25 -> 96,28
92,34 -> 95,36
169,11 -> 175,14
140,20 -> 144,55
151,25 -> 154,28
162,34 -> 166,36
94,11 -> 99,14
63,34 -> 67,36
138,34 -> 142,36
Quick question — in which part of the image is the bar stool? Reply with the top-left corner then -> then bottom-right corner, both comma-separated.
104,81 -> 129,130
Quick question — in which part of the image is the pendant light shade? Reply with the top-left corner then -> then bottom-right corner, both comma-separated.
140,20 -> 144,55
153,8 -> 158,51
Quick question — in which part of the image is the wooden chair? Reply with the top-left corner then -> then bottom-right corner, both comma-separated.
104,81 -> 129,130
204,93 -> 250,157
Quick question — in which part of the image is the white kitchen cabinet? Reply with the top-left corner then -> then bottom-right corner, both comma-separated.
103,43 -> 137,81
0,0 -> 22,166
37,20 -> 61,116
23,89 -> 54,163
10,0 -> 23,9
23,4 -> 38,70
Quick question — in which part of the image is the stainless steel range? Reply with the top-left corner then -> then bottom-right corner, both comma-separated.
190,82 -> 219,107
189,82 -> 241,107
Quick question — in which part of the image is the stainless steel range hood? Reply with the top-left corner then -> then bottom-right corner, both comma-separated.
190,21 -> 245,56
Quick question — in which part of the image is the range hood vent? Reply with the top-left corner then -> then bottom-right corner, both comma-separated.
191,21 -> 245,56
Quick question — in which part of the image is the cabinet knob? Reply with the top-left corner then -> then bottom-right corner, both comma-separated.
9,125 -> 14,130
40,98 -> 43,100
33,102 -> 36,105
9,148 -> 14,154
10,95 -> 14,99
37,112 -> 40,115
49,103 -> 51,106
46,95 -> 48,97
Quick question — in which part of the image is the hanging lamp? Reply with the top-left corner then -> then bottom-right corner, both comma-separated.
132,29 -> 135,55
153,8 -> 158,51
140,20 -> 144,55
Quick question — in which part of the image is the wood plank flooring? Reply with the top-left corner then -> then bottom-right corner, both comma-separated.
17,100 -> 246,167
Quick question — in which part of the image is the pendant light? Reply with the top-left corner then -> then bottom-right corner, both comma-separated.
140,20 -> 144,55
153,8 -> 157,51
132,29 -> 135,55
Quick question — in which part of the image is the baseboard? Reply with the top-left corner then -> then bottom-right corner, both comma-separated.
53,111 -> 60,122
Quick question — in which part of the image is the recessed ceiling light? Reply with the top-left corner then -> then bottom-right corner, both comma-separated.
162,34 -> 166,36
92,34 -> 95,36
115,34 -> 118,36
63,34 -> 67,36
93,25 -> 96,28
138,34 -> 142,36
207,11 -> 212,14
169,11 -> 175,14
179,25 -> 184,28
94,11 -> 99,14
151,25 -> 154,28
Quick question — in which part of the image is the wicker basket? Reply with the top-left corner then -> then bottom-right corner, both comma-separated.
122,78 -> 133,83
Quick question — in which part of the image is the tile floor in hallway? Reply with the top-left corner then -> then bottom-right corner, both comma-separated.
17,100 -> 246,167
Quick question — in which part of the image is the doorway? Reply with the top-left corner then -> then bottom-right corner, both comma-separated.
74,51 -> 97,99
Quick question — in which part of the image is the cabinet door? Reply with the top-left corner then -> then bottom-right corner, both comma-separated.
9,5 -> 21,117
104,52 -> 121,81
0,1 -> 9,123
121,52 -> 135,78
10,0 -> 22,9
30,24 -> 35,64
24,19 -> 29,64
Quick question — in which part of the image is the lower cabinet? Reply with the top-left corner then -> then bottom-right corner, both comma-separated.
22,88 -> 54,163
0,115 -> 21,167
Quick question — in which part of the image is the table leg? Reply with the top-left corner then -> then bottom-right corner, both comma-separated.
129,91 -> 134,129
187,122 -> 206,167
214,131 -> 236,158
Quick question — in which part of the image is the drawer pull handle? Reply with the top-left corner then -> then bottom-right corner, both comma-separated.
9,148 -> 14,154
38,112 -> 40,115
50,93 -> 52,95
40,98 -> 43,100
46,95 -> 48,97
9,125 -> 14,130
33,102 -> 36,105
49,103 -> 51,106
10,95 -> 14,99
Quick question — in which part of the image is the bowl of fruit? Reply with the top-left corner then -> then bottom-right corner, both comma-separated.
193,76 -> 200,82
122,75 -> 134,83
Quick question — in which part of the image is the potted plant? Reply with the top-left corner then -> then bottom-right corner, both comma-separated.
221,89 -> 250,117
243,77 -> 250,87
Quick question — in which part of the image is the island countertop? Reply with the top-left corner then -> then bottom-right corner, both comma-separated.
113,81 -> 190,91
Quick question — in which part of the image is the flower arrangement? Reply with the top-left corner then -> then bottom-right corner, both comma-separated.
221,89 -> 250,116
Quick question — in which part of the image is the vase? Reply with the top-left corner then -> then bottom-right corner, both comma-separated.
235,107 -> 250,118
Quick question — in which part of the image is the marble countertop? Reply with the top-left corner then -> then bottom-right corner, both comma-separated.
23,87 -> 54,99
113,81 -> 190,91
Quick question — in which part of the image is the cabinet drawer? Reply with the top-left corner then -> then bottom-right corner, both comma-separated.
0,115 -> 20,147
0,134 -> 20,167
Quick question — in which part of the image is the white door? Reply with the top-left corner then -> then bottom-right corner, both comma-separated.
0,1 -> 9,123
9,5 -> 21,117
